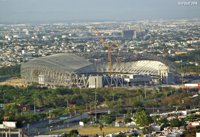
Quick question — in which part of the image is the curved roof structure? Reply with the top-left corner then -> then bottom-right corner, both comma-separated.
112,60 -> 168,75
22,53 -> 96,74
21,52 -> 172,86
22,52 -> 169,76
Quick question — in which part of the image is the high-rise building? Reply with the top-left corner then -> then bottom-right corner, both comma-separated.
122,30 -> 136,40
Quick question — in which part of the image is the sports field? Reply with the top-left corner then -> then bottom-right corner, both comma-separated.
51,126 -> 131,136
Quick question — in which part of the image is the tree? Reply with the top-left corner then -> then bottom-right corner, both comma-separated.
0,109 -> 4,123
50,107 -> 64,118
3,103 -> 19,120
69,130 -> 79,137
157,118 -> 169,130
170,118 -> 186,127
82,118 -> 90,124
124,110 -> 132,123
135,110 -> 152,126
185,114 -> 200,122
124,117 -> 132,123
0,65 -> 20,77
101,113 -> 116,124
131,96 -> 143,107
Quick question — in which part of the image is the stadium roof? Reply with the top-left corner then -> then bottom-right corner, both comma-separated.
22,53 -> 170,75
22,53 -> 96,74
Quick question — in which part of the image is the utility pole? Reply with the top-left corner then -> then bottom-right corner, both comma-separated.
95,78 -> 97,123
27,124 -> 30,136
145,83 -> 146,98
181,60 -> 183,86
48,110 -> 51,134
9,128 -> 11,137
34,97 -> 36,114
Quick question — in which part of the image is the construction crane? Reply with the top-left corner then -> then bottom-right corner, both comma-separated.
92,27 -> 112,75
110,42 -> 121,73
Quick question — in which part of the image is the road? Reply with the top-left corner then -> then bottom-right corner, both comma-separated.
22,106 -> 180,136
23,112 -> 89,137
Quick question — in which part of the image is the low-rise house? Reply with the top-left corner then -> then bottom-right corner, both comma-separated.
115,120 -> 123,127
126,121 -> 136,127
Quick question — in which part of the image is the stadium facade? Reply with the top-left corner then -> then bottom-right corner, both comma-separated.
21,52 -> 174,88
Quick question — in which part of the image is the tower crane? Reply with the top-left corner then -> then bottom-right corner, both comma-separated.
114,43 -> 122,73
92,27 -> 112,75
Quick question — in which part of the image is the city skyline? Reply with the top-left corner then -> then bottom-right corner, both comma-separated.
0,0 -> 200,23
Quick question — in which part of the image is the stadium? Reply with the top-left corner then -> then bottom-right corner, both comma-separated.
21,52 -> 174,88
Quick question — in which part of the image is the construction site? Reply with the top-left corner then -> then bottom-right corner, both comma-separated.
21,28 -> 175,88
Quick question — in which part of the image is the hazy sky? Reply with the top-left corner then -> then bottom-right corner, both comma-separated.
0,0 -> 199,23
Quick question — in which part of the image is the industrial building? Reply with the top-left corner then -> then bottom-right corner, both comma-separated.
21,52 -> 174,88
